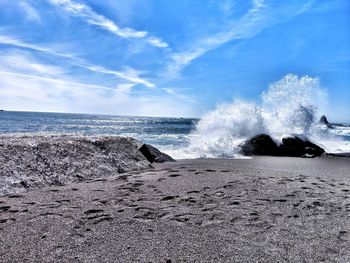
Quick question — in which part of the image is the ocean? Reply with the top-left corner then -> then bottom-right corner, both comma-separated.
0,111 -> 197,156
0,111 -> 349,158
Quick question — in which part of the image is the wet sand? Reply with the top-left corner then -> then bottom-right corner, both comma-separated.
1,157 -> 350,262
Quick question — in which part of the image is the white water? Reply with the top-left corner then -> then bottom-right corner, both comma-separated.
167,74 -> 350,159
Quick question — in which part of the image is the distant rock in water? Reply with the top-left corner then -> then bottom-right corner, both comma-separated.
241,134 -> 325,157
139,144 -> 176,163
0,135 -> 174,195
319,115 -> 329,125
319,115 -> 333,128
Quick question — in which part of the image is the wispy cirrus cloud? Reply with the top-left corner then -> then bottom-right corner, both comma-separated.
19,1 -> 41,23
0,50 -> 64,76
83,65 -> 155,88
162,88 -> 195,103
48,0 -> 168,48
167,0 -> 314,77
0,34 -> 155,87
0,35 -> 75,58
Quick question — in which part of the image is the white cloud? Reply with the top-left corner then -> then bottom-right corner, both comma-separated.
0,35 -> 155,87
0,35 -> 74,58
161,88 -> 195,103
48,0 -> 168,48
0,52 -> 194,116
0,70 -> 194,117
0,70 -> 111,91
148,37 -> 169,48
219,0 -> 236,15
0,51 -> 64,76
84,65 -> 155,88
19,1 -> 41,23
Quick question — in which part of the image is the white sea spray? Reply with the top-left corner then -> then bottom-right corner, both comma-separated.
166,74 -> 350,158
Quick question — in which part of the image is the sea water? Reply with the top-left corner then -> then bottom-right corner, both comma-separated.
0,110 -> 349,159
0,74 -> 349,158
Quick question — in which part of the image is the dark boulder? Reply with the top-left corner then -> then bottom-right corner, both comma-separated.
279,136 -> 324,157
240,134 -> 325,157
139,144 -> 176,163
240,134 -> 279,156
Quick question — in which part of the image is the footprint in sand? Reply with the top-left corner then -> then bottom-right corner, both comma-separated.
134,210 -> 168,221
161,196 -> 178,201
285,193 -> 296,197
84,209 -> 104,215
301,186 -> 311,190
0,205 -> 11,212
91,178 -> 108,182
157,178 -> 166,182
187,190 -> 200,194
93,199 -> 108,205
179,197 -> 196,204
272,199 -> 287,203
92,216 -> 113,224
168,174 -> 181,178
7,194 -> 24,199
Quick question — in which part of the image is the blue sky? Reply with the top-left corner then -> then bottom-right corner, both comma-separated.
0,0 -> 349,121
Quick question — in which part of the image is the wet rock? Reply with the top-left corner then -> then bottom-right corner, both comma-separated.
319,115 -> 333,128
139,144 -> 176,163
279,135 -> 324,157
240,134 -> 279,156
241,134 -> 325,157
319,115 -> 329,125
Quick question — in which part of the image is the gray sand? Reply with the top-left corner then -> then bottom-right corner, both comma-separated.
1,157 -> 350,262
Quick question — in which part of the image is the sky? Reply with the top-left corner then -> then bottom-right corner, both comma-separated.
0,0 -> 349,121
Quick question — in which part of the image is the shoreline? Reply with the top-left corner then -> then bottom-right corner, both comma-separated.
1,157 -> 350,262
0,133 -> 349,196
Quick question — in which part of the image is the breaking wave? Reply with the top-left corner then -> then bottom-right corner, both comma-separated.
168,74 -> 350,159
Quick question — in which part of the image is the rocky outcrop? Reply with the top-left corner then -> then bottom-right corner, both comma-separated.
319,115 -> 333,128
279,136 -> 324,157
241,134 -> 325,157
0,135 -> 173,195
139,144 -> 176,163
240,134 -> 279,156
319,115 -> 329,125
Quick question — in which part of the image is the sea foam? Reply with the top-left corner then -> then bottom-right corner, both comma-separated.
167,74 -> 349,158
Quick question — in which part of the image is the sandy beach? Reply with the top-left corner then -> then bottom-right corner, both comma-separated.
1,156 -> 350,262
1,0 -> 350,262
